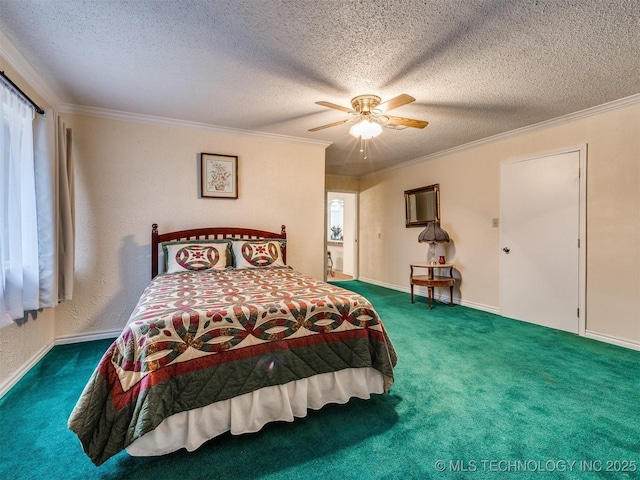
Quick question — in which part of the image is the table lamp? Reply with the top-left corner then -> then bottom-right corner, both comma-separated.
418,222 -> 450,264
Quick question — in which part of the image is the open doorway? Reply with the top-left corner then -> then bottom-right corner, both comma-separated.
326,192 -> 357,281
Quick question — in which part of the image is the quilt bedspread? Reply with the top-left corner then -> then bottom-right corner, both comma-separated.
68,267 -> 397,465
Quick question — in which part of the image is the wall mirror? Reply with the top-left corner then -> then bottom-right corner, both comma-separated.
405,184 -> 440,227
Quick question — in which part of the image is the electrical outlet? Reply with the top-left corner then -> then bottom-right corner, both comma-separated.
492,218 -> 499,228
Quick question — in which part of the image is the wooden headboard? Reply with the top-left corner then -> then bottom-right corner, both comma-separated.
151,223 -> 287,278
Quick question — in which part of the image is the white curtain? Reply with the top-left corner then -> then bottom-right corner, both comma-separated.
57,117 -> 74,302
0,82 -> 39,327
34,109 -> 56,307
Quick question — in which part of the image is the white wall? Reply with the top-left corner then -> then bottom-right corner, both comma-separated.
53,113 -> 327,340
358,98 -> 640,347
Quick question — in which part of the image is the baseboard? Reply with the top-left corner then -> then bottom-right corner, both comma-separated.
0,340 -> 54,399
585,330 -> 640,351
1,329 -> 121,399
357,277 -> 404,292
357,277 -> 500,314
359,278 -> 640,350
456,298 -> 500,315
54,329 -> 121,345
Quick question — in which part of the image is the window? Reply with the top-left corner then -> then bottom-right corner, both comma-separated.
0,80 -> 42,327
0,73 -> 70,328
328,199 -> 344,242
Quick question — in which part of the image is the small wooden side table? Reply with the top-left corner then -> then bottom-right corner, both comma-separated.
410,262 -> 455,310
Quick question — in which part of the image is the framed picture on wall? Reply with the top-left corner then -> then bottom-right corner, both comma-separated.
200,153 -> 238,199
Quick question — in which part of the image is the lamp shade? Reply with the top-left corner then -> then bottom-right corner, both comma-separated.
418,222 -> 450,243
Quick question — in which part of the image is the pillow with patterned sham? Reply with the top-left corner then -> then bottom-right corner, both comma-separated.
231,240 -> 286,269
163,241 -> 230,273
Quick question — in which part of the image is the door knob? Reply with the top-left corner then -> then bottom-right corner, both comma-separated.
502,247 -> 510,253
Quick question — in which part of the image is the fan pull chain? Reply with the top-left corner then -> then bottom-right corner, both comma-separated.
360,137 -> 369,160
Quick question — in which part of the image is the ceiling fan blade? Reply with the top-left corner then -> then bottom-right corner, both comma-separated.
386,116 -> 429,129
378,94 -> 415,113
315,101 -> 353,113
308,119 -> 350,132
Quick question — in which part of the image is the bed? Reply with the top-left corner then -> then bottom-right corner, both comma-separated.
68,224 -> 397,466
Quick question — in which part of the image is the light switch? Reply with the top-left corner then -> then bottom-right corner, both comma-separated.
492,218 -> 499,228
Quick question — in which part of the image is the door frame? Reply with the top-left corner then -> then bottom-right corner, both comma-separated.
499,144 -> 587,335
325,190 -> 359,281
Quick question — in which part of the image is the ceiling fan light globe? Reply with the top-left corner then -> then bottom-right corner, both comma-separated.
349,122 -> 363,138
369,121 -> 382,137
359,119 -> 382,139
349,117 -> 383,139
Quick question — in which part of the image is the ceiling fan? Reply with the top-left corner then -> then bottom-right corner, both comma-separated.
309,94 -> 429,138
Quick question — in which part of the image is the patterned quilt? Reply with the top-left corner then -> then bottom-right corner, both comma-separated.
68,267 -> 397,465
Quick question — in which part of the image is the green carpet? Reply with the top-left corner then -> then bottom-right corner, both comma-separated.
1,280 -> 639,479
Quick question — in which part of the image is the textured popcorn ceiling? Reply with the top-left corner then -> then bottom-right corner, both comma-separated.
0,0 -> 638,177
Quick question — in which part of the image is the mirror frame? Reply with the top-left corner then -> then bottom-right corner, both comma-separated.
404,184 -> 440,227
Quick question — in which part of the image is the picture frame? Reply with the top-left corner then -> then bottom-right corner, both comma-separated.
200,153 -> 238,199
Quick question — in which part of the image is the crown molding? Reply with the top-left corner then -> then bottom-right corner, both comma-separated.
58,103 -> 332,148
367,92 -> 640,178
0,29 -> 62,109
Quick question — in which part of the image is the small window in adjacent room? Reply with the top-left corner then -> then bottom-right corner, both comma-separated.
328,198 -> 344,242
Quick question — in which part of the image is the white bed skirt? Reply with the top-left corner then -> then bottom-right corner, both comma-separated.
126,367 -> 385,457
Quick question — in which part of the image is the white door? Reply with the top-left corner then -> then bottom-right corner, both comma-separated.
341,193 -> 357,277
500,150 -> 582,333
